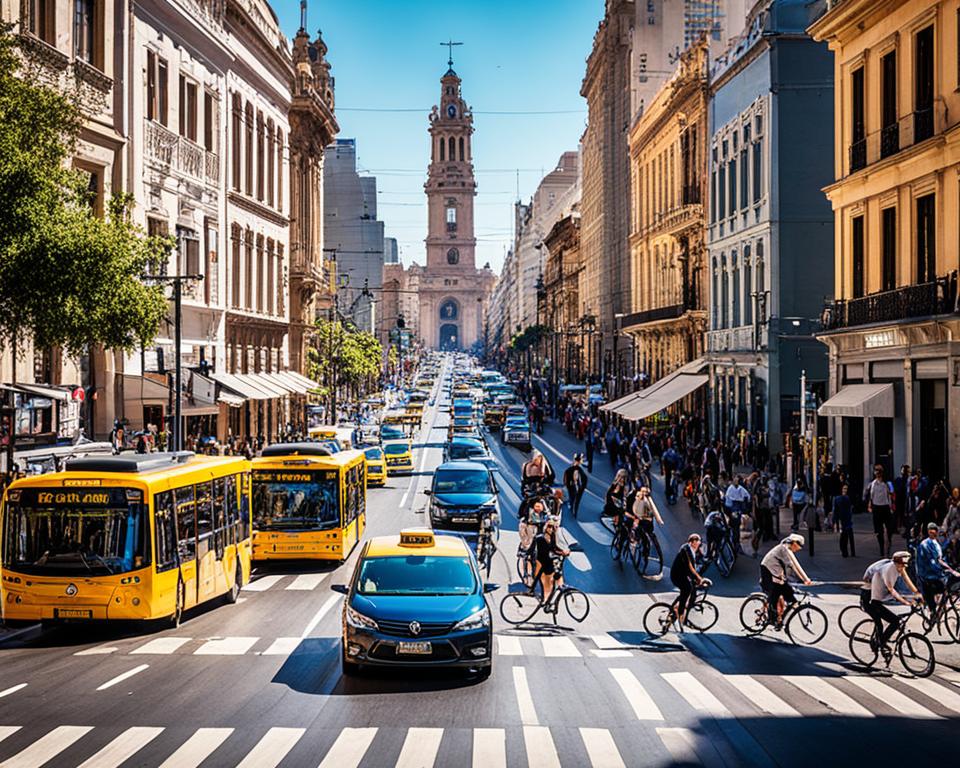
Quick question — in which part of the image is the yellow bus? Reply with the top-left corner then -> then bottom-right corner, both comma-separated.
0,452 -> 252,628
307,425 -> 354,450
250,443 -> 366,563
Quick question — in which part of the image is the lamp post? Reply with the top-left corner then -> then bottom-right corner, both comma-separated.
613,312 -> 625,399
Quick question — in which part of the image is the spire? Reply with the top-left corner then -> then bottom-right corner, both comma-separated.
299,0 -> 307,32
440,39 -> 462,74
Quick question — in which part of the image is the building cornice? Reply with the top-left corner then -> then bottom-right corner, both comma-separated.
808,0 -> 904,43
227,191 -> 289,227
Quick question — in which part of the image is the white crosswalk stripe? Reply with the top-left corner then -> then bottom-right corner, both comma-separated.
395,727 -> 443,768
579,727 -> 626,768
471,728 -> 506,768
609,668 -> 663,721
540,636 -> 580,657
845,676 -> 941,719
0,729 -> 20,746
656,728 -> 702,767
74,645 -> 118,656
260,637 -> 301,656
522,726 -> 560,768
242,575 -> 285,592
662,672 -> 729,717
130,637 -> 192,655
317,727 -> 377,768
512,667 -> 539,726
157,728 -> 233,768
783,675 -> 874,718
0,685 -> 27,700
235,727 -> 305,768
588,634 -> 629,650
286,574 -> 327,591
0,725 -> 92,768
76,727 -> 164,768
194,636 -> 259,655
724,675 -> 800,717
901,676 -> 960,714
495,635 -> 522,656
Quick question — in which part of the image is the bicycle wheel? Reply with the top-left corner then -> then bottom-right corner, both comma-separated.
687,599 -> 719,632
499,592 -> 541,625
643,602 -> 675,637
716,542 -> 733,578
838,604 -> 868,638
786,603 -> 828,646
562,588 -> 590,623
897,632 -> 935,677
943,605 -> 960,643
848,619 -> 879,668
609,532 -> 622,564
739,593 -> 768,634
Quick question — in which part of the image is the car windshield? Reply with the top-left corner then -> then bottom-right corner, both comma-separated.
433,468 -> 492,494
447,444 -> 486,460
384,443 -> 409,455
364,448 -> 384,460
380,426 -> 404,440
2,487 -> 150,576
252,470 -> 340,530
357,555 -> 476,595
506,419 -> 529,428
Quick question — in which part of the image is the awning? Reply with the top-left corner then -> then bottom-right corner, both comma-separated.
247,374 -> 289,398
618,374 -> 709,421
260,373 -> 300,395
602,357 -> 708,415
600,389 -> 642,413
283,370 -> 322,392
9,383 -> 71,401
271,371 -> 311,395
181,403 -> 220,417
818,384 -> 894,418
122,375 -> 170,404
209,373 -> 273,401
218,391 -> 245,408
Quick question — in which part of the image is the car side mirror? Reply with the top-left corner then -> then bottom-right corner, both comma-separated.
331,584 -> 349,595
483,582 -> 500,594
423,489 -> 432,495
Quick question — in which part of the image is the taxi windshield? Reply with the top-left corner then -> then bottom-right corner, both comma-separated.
364,448 -> 384,460
357,555 -> 476,595
383,443 -> 409,455
433,468 -> 492,494
252,471 -> 340,530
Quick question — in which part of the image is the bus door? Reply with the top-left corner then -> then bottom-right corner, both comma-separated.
175,485 -> 199,609
195,480 -> 218,602
213,478 -> 229,594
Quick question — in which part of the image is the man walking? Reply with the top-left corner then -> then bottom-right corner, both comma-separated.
866,465 -> 894,557
835,484 -> 855,557
563,453 -> 588,519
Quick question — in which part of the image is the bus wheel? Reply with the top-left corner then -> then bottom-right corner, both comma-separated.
168,578 -> 185,629
226,562 -> 242,605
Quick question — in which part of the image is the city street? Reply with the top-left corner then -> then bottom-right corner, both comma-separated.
1,384 -> 959,768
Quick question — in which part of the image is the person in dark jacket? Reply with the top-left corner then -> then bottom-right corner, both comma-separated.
835,484 -> 855,557
563,454 -> 588,518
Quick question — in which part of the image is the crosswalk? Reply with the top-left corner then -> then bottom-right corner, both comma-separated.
241,573 -> 331,592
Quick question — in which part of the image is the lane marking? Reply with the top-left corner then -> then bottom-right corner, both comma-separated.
512,667 -> 539,726
157,728 -> 234,768
74,645 -> 118,656
242,575 -> 285,592
590,634 -> 628,650
522,726 -> 560,768
235,727 -> 306,768
782,676 -> 874,718
496,635 -> 523,656
286,574 -> 327,591
846,676 -> 941,719
395,727 -> 443,768
0,728 -> 21,745
0,725 -> 93,768
317,727 -> 377,768
77,726 -> 164,768
540,636 -> 580,657
96,664 -> 150,691
261,637 -> 301,656
579,728 -> 626,768
655,728 -> 702,766
662,672 -> 730,717
471,728 -> 506,768
590,649 -> 632,658
131,637 -> 191,655
301,594 -> 341,638
901,676 -> 960,714
0,684 -> 27,699
194,637 -> 259,656
609,668 -> 663,721
725,675 -> 800,717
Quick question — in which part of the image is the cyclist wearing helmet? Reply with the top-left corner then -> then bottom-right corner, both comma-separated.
759,533 -> 812,627
867,551 -> 921,662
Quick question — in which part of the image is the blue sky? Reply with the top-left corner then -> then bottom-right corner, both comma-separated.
275,0 -> 600,275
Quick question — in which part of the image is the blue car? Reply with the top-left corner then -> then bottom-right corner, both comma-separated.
333,529 -> 496,678
424,461 -> 499,534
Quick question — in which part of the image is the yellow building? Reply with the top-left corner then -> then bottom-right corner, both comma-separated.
811,0 -> 960,489
620,41 -> 709,412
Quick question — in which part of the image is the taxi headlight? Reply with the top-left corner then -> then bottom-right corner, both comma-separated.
453,607 -> 490,632
345,605 -> 379,631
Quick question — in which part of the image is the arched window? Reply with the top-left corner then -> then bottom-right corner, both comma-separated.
448,136 -> 455,161
711,256 -> 719,329
276,129 -> 284,210
266,118 -> 275,206
447,248 -> 459,265
244,102 -> 253,195
231,94 -> 241,191
743,245 -> 752,325
439,299 -> 458,320
440,136 -> 445,161
720,254 -> 729,329
459,137 -> 464,161
256,110 -> 265,201
731,251 -> 740,327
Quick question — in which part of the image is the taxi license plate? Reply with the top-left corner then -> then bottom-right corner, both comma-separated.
56,608 -> 92,619
397,641 -> 432,655
452,516 -> 475,523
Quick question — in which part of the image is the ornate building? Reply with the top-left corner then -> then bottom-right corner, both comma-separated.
418,61 -> 494,351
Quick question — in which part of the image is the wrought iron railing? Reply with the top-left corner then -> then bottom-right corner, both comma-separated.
821,272 -> 957,330
849,138 -> 866,172
880,123 -> 899,158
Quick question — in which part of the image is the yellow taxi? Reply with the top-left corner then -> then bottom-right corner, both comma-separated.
382,440 -> 414,475
364,446 -> 387,486
332,528 -> 495,677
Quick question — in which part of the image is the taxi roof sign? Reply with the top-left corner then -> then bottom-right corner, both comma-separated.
399,529 -> 435,548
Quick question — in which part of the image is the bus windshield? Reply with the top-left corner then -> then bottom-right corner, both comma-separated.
2,487 -> 149,576
252,470 -> 340,530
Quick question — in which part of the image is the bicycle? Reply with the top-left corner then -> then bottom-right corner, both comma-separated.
838,602 -> 871,638
849,603 -> 935,677
643,580 -> 718,636
738,586 -> 829,645
499,559 -> 590,626
633,523 -> 664,578
704,521 -> 737,578
476,509 -> 499,579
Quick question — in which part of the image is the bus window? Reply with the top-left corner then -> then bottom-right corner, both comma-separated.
175,485 -> 196,562
213,478 -> 228,552
239,473 -> 251,541
252,470 -> 340,531
154,491 -> 177,572
196,481 -> 214,559
358,464 -> 366,517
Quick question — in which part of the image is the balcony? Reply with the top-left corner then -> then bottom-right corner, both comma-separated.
144,119 -> 219,187
845,105 -> 944,177
821,273 -> 958,331
620,304 -> 685,329
849,138 -> 866,172
879,123 -> 899,158
914,107 -> 934,143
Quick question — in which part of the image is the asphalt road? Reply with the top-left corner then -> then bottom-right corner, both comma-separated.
1,367 -> 959,767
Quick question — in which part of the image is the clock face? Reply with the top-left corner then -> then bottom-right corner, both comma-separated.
446,104 -> 457,119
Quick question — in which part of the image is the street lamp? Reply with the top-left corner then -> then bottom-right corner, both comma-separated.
613,312 -> 625,399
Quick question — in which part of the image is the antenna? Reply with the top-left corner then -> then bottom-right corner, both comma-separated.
299,0 -> 307,31
441,39 -> 463,68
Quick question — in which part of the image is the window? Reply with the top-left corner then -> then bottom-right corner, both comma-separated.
179,231 -> 200,276
448,137 -> 455,161
459,136 -> 465,161
440,136 -> 445,161
881,51 -> 898,157
146,51 -> 168,126
447,248 -> 459,265
710,170 -> 717,223
850,67 -> 865,174
213,477 -> 228,552
718,166 -> 726,219
732,252 -> 740,327
720,255 -> 729,329
914,25 -> 935,142
881,207 -> 897,292
752,141 -> 762,203
446,206 -> 457,232
175,485 -> 196,562
256,111 -> 265,201
267,119 -> 275,207
203,92 -> 216,152
204,223 -> 216,305
276,245 -> 284,315
154,491 -> 177,572
852,215 -> 865,299
744,245 -> 753,326
739,148 -> 748,208
267,239 -> 275,314
74,0 -> 98,67
81,165 -> 103,217
256,235 -> 265,312
196,481 -> 213,542
711,257 -> 719,328
276,130 -> 284,210
231,95 -> 241,191
29,0 -> 55,44
231,226 -> 241,309
728,157 -> 737,217
179,76 -> 197,142
244,228 -> 253,309
244,102 -> 253,195
916,194 -> 936,283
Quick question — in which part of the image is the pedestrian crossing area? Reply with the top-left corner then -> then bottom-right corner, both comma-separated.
241,572 -> 332,592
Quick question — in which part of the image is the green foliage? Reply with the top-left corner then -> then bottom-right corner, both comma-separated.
509,324 -> 551,353
309,317 -> 384,395
0,23 -> 170,356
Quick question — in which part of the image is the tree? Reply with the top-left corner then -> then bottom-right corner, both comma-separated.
0,24 -> 169,362
308,317 -> 384,418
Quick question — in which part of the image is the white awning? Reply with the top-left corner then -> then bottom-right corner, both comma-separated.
181,403 -> 219,417
618,374 -> 709,422
604,358 -> 707,416
284,370 -> 322,392
217,391 -> 245,408
270,371 -> 311,395
122,375 -> 170,404
260,373 -> 300,395
209,373 -> 272,401
600,389 -> 642,413
818,384 -> 894,418
10,383 -> 71,401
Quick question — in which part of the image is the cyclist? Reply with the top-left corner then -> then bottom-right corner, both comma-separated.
534,518 -> 570,609
604,468 -> 631,527
759,533 -> 812,628
517,497 -> 548,585
661,440 -> 682,504
563,453 -> 588,518
724,475 -> 751,552
867,551 -> 921,662
521,451 -> 555,497
669,534 -> 708,625
859,557 -> 891,613
633,486 -> 664,557
698,470 -> 720,514
703,507 -> 728,562
916,522 -> 960,613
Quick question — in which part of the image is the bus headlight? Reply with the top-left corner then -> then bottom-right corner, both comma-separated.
345,605 -> 379,631
453,607 -> 490,632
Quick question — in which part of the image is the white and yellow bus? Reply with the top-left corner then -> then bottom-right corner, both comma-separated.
250,443 -> 366,563
0,452 -> 252,627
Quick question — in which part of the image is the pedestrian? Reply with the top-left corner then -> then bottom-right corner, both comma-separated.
790,476 -> 809,532
584,432 -> 594,473
865,465 -> 894,557
563,453 -> 588,518
835,484 -> 855,557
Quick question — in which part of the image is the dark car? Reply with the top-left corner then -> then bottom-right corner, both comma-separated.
443,436 -> 490,463
334,529 -> 495,678
502,417 -> 532,452
379,424 -> 406,442
424,461 -> 499,533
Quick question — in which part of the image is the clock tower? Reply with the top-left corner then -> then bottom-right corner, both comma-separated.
419,60 -> 492,351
